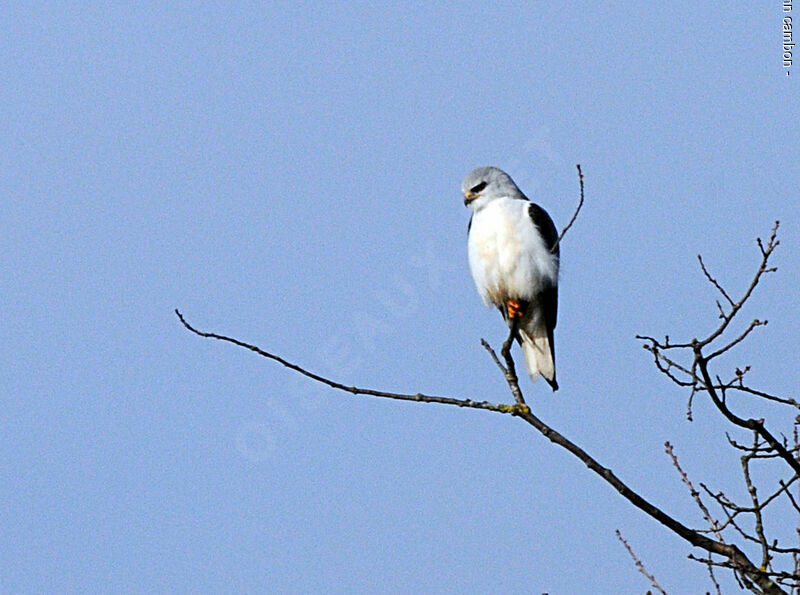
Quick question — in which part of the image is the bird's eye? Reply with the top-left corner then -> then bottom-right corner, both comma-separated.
470,181 -> 487,194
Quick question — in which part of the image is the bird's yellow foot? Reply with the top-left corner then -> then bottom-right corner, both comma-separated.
507,299 -> 523,319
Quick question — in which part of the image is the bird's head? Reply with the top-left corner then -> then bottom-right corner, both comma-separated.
462,166 -> 521,210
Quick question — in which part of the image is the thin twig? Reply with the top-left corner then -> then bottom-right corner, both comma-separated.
706,555 -> 724,595
706,319 -> 768,361
638,222 -> 781,353
700,480 -> 800,555
480,339 -> 527,410
637,341 -> 697,388
754,476 -> 798,516
616,530 -> 667,595
698,254 -> 736,307
784,480 -> 800,515
742,434 -> 771,570
550,164 -> 585,254
727,385 -> 800,409
481,339 -> 507,375
697,222 -> 780,349
665,442 -> 723,541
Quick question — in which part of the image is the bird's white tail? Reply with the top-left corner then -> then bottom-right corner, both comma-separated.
520,329 -> 558,391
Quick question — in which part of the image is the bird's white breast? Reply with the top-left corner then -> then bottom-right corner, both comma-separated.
468,197 -> 558,307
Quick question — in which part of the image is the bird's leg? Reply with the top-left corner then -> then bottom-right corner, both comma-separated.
501,320 -> 527,407
500,299 -> 528,406
501,318 -> 518,363
499,313 -> 522,400
502,313 -> 519,359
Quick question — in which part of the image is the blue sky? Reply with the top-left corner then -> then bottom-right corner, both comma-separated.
3,3 -> 799,592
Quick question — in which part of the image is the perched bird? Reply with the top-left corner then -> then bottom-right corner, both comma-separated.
463,166 -> 560,391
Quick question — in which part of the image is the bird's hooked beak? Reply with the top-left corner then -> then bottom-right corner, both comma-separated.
463,191 -> 477,206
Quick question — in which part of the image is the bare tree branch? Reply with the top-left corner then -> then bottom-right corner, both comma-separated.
176,309 -> 788,593
175,309 -> 526,417
634,222 -> 798,592
640,222 -> 799,479
696,360 -> 800,477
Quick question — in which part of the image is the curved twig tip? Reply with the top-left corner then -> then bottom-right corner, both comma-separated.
551,164 -> 585,254
175,309 -> 201,335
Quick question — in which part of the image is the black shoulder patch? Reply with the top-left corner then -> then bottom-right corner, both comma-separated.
528,202 -> 559,254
